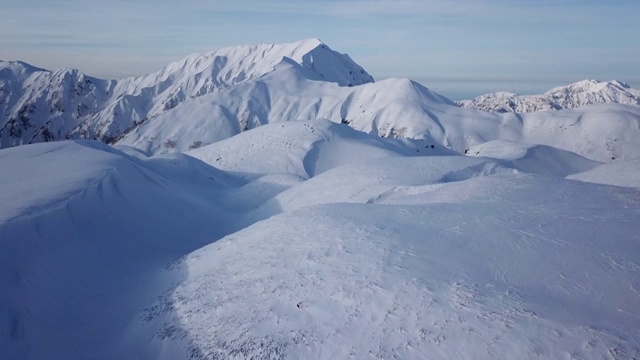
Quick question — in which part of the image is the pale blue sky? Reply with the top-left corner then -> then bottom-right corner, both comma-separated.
1,0 -> 639,99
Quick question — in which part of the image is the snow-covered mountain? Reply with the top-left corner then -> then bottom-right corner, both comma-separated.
457,79 -> 640,113
110,63 -> 640,162
0,38 -> 373,147
2,120 -> 639,359
3,38 -> 640,360
4,41 -> 640,164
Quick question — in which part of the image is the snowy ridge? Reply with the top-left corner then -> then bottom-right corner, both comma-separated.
3,41 -> 640,164
117,72 -> 640,163
0,39 -> 373,147
3,41 -> 640,165
2,121 -> 639,359
114,75 -> 458,156
458,79 -> 640,113
0,62 -> 113,144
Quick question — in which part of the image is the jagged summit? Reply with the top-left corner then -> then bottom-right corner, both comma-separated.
549,79 -> 631,93
0,60 -> 47,84
118,38 -> 372,93
0,60 -> 43,72
2,42 -> 640,164
0,39 -> 375,148
458,79 -> 640,113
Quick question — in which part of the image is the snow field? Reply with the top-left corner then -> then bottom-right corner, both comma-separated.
1,120 -> 639,359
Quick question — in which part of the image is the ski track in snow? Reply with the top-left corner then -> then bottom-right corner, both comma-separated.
1,120 -> 640,359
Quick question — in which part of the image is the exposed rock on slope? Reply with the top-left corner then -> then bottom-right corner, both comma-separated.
0,39 -> 372,147
457,80 -> 640,113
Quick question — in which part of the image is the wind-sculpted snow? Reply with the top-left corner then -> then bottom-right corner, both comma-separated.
0,141 -> 246,359
187,120 -> 442,180
458,79 -> 640,113
568,159 -> 640,188
2,121 -> 640,359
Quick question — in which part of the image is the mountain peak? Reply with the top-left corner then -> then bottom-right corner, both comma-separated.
0,39 -> 376,147
554,79 -> 634,93
459,79 -> 640,113
611,80 -> 630,89
290,37 -> 324,49
134,38 -> 373,92
0,60 -> 47,82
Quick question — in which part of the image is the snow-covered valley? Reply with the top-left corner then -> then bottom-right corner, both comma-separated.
1,39 -> 640,359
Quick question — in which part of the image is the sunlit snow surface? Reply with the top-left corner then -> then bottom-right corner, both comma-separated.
1,121 -> 639,359
457,80 -> 640,113
3,40 -> 640,164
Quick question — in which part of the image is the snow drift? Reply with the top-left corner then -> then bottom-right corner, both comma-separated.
3,121 -> 638,358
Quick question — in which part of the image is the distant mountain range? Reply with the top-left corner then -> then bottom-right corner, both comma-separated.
457,80 -> 640,113
2,39 -> 640,162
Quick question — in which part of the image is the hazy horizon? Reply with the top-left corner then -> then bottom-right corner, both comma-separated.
4,55 -> 639,101
410,77 -> 640,101
2,0 -> 639,100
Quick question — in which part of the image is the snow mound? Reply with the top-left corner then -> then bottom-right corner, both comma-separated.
465,140 -> 600,177
0,141 -> 239,359
140,178 -> 640,359
188,120 -> 429,179
2,123 -> 640,359
264,155 -> 499,213
0,141 -> 132,223
567,158 -> 640,188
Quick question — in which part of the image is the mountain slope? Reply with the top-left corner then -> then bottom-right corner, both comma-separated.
141,183 -> 640,359
0,61 -> 113,145
4,121 -> 638,359
3,41 -> 640,164
458,79 -> 640,113
0,39 -> 373,147
111,58 -> 640,162
567,158 -> 640,188
116,72 -> 457,156
119,66 -> 640,162
0,141 -> 242,359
